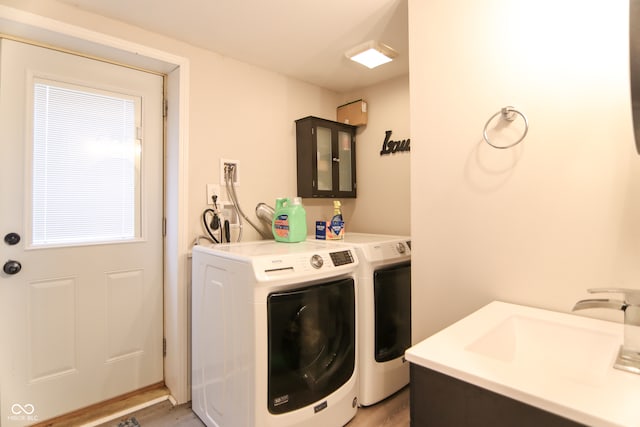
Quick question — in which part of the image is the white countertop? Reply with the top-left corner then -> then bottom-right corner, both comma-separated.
405,301 -> 640,427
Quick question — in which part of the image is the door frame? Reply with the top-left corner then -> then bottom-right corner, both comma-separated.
0,5 -> 192,404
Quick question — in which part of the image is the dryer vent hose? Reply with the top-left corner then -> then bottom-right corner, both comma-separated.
256,203 -> 275,226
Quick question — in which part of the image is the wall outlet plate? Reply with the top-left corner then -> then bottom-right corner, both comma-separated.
220,204 -> 239,227
206,183 -> 221,205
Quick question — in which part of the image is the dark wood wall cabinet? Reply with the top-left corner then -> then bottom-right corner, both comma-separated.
295,116 -> 357,198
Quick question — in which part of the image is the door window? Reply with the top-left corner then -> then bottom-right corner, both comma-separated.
31,79 -> 142,247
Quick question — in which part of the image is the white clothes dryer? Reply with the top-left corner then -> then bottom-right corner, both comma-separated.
313,233 -> 411,406
192,240 -> 360,427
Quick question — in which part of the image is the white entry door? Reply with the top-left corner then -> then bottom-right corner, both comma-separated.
0,39 -> 164,425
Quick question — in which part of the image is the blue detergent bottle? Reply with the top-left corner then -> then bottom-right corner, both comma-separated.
272,197 -> 307,242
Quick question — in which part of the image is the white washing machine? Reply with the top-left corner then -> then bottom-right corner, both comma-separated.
191,240 -> 360,427
314,233 -> 411,406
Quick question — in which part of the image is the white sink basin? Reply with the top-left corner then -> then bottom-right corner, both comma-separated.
406,301 -> 640,427
466,314 -> 620,386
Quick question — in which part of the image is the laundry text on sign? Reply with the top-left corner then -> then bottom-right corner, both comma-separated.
380,130 -> 410,155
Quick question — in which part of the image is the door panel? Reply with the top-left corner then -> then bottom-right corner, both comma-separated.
0,38 -> 164,425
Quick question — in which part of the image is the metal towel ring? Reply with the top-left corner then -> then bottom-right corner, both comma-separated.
482,106 -> 529,149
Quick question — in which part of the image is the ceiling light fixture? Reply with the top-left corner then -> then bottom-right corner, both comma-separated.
345,40 -> 398,69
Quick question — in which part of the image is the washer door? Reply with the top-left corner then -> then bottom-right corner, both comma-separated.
267,277 -> 355,414
374,262 -> 411,362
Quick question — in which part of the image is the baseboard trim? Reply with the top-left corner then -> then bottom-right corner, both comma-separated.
31,382 -> 170,427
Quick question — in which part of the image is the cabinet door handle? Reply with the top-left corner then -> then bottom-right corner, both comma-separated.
332,157 -> 340,162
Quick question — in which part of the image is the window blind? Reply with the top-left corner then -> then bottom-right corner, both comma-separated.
32,81 -> 141,246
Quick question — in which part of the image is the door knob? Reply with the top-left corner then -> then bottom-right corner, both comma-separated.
3,260 -> 21,275
4,232 -> 20,245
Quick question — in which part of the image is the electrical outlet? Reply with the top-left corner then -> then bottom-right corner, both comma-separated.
220,158 -> 240,185
220,205 -> 239,227
206,184 -> 221,205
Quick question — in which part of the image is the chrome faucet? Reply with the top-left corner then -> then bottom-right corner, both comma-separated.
573,288 -> 640,374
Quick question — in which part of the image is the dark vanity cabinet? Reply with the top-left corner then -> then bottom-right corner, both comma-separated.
410,365 -> 586,427
295,116 -> 357,198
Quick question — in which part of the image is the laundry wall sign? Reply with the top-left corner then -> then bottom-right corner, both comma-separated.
380,130 -> 410,155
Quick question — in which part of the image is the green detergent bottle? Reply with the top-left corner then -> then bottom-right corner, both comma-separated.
272,197 -> 307,242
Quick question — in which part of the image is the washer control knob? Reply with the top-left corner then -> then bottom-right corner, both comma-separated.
310,254 -> 324,269
396,242 -> 406,254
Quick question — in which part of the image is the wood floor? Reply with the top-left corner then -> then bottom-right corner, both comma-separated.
97,386 -> 410,427
347,386 -> 410,427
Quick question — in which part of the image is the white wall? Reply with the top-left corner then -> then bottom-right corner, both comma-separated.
409,0 -> 640,343
304,75 -> 411,236
186,54 -> 340,243
0,0 -> 344,244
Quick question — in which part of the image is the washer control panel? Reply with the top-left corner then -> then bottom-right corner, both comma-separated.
309,250 -> 355,269
199,241 -> 360,282
329,250 -> 355,266
256,247 -> 358,281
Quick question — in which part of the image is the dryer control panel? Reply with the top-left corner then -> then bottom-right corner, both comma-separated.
357,239 -> 411,263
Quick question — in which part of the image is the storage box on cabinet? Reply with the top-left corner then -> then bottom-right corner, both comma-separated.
295,116 -> 357,198
337,99 -> 368,126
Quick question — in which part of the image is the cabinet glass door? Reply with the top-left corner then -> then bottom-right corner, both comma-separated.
338,130 -> 353,192
316,126 -> 332,191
